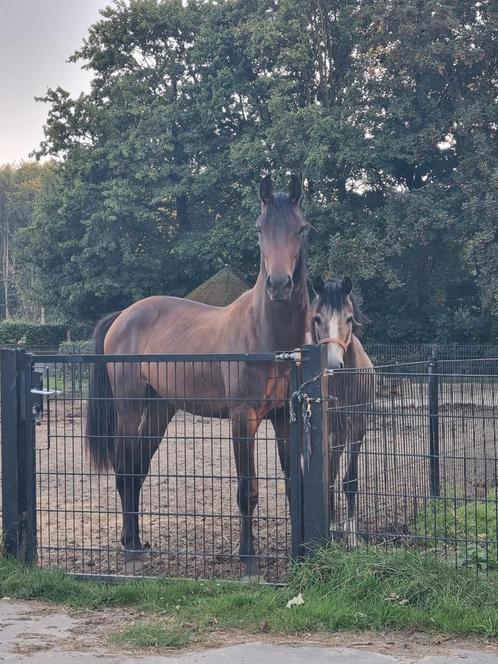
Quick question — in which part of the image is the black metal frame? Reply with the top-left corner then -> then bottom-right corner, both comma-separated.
1,346 -> 332,583
2,345 -> 498,579
1,350 -> 37,562
327,358 -> 498,572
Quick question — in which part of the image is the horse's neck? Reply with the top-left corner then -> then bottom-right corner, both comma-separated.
252,269 -> 309,351
345,335 -> 370,369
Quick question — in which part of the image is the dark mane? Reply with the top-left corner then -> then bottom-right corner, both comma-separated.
315,279 -> 369,336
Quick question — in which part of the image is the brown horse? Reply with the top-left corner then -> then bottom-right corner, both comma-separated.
86,176 -> 310,576
310,277 -> 374,546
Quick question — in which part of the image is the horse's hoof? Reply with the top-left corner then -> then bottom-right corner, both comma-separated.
241,557 -> 260,582
343,518 -> 359,549
240,573 -> 261,584
124,547 -> 149,574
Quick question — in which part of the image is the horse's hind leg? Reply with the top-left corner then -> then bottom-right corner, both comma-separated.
343,439 -> 361,548
115,390 -> 175,566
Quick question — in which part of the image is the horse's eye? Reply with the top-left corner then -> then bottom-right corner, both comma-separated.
256,226 -> 263,234
314,315 -> 322,325
296,227 -> 306,236
346,316 -> 354,325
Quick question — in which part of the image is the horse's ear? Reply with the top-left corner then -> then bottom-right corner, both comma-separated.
259,175 -> 274,204
288,174 -> 303,204
312,275 -> 325,296
341,277 -> 353,295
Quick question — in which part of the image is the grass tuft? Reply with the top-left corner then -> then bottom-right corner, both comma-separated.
112,623 -> 192,649
415,488 -> 498,571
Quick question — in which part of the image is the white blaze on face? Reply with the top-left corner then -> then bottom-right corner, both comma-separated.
326,311 -> 345,369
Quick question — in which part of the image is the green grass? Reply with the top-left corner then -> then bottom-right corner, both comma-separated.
2,547 -> 498,648
415,488 -> 498,570
111,623 -> 192,648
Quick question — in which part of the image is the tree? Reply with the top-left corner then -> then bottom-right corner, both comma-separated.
24,0 -> 498,341
0,162 -> 47,319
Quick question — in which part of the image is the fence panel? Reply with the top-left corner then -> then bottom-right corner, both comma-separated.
3,344 -> 498,579
328,361 -> 498,572
28,352 -> 301,582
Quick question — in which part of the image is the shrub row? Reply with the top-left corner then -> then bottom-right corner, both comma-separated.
0,321 -> 67,347
58,339 -> 94,354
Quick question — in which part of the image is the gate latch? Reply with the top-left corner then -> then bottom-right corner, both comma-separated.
30,388 -> 61,396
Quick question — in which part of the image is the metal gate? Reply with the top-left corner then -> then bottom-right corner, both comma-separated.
1,346 -> 329,582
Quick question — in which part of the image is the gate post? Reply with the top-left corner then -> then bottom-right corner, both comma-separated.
301,344 -> 329,554
289,360 -> 303,558
1,349 -> 37,562
428,345 -> 440,497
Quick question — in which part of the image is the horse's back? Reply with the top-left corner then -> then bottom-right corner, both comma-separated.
101,292 -> 284,413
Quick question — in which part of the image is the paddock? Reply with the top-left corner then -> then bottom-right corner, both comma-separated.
1,347 -> 498,582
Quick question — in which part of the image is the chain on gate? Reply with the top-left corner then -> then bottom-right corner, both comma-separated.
289,368 -> 336,464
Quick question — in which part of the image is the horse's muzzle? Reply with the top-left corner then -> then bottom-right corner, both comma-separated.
265,274 -> 293,301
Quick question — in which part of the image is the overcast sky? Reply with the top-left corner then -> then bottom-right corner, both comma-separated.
0,0 -> 111,164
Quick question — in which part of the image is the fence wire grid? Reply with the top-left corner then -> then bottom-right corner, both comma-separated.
1,346 -> 498,581
29,355 -> 296,582
328,358 -> 498,572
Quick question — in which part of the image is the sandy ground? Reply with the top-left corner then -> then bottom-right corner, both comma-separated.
35,402 -> 290,581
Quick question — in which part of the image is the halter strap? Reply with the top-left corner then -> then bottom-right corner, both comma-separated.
318,326 -> 353,353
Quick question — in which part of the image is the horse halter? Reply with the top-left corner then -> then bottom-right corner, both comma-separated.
317,324 -> 353,353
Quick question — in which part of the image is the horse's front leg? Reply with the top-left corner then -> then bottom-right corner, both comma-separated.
343,439 -> 362,548
231,408 -> 260,580
267,407 -> 293,514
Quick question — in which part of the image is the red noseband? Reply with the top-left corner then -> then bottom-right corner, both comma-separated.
318,326 -> 353,352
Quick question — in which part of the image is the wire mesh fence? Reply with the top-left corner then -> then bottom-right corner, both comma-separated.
328,359 -> 498,572
2,345 -> 498,581
365,343 -> 498,372
30,354 -> 296,582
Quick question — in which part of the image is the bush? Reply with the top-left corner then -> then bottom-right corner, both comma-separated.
415,488 -> 498,571
0,320 -> 67,348
58,339 -> 94,355
67,320 -> 95,341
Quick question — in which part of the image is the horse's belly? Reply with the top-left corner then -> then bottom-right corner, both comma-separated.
147,361 -> 227,410
145,360 -> 290,417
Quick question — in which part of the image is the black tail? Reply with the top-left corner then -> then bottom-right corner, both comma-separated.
86,311 -> 121,471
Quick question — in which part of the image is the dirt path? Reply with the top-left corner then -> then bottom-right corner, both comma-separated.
1,599 -> 498,663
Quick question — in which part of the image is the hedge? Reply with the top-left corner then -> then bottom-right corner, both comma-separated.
0,321 -> 67,347
59,339 -> 94,354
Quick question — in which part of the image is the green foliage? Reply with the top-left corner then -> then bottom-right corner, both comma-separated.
112,623 -> 192,649
58,339 -> 94,354
415,489 -> 498,571
0,162 -> 49,319
0,320 -> 66,347
14,0 -> 498,341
